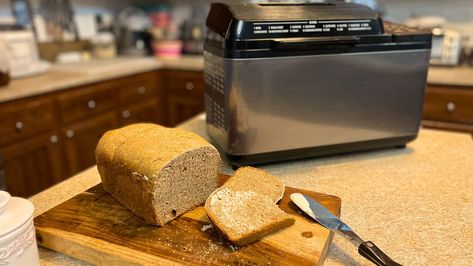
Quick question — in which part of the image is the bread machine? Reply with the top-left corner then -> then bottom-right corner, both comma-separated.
204,2 -> 431,166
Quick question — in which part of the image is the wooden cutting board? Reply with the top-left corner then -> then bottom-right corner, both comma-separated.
34,174 -> 341,266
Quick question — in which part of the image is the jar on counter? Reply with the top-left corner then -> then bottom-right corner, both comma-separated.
0,39 -> 11,87
91,32 -> 117,59
0,191 -> 40,265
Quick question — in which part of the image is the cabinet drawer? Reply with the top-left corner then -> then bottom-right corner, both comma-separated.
423,86 -> 473,124
118,72 -> 159,105
119,99 -> 162,126
57,82 -> 117,125
0,97 -> 55,146
165,71 -> 204,96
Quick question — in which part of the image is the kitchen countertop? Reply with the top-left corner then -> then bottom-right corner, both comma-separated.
1,54 -> 472,104
428,65 -> 473,87
31,113 -> 473,266
0,55 -> 204,103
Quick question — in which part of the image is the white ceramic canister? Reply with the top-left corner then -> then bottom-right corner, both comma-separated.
0,191 -> 40,265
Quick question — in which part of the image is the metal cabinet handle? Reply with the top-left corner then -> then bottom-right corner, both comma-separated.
66,130 -> 75,138
87,100 -> 96,109
50,134 -> 59,143
185,82 -> 194,91
446,102 -> 456,112
138,86 -> 146,95
122,110 -> 131,119
15,121 -> 24,131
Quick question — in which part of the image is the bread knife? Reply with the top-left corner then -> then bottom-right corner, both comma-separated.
290,193 -> 401,266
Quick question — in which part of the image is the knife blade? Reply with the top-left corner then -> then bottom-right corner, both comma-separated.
290,193 -> 401,266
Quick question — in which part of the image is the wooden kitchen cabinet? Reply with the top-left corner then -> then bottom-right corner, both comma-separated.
166,94 -> 204,126
423,84 -> 473,134
57,82 -> 117,125
163,70 -> 205,126
118,72 -> 161,104
120,99 -> 162,126
58,71 -> 164,176
0,69 -> 206,196
0,97 -> 56,147
63,111 -> 118,176
2,132 -> 65,197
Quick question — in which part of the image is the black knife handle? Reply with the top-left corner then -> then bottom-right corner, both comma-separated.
358,241 -> 402,266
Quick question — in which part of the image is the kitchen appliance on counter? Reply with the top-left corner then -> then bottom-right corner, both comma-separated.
405,16 -> 462,66
430,28 -> 462,66
204,2 -> 432,166
0,25 -> 50,79
116,7 -> 153,56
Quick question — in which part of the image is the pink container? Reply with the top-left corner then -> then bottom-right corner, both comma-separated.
153,40 -> 183,58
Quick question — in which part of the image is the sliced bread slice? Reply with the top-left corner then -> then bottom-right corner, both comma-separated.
205,187 -> 295,246
224,166 -> 285,202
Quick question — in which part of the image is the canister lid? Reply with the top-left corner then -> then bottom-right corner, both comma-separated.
0,191 -> 35,237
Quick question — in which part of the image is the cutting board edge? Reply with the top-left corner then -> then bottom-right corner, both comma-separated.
36,227 -> 182,266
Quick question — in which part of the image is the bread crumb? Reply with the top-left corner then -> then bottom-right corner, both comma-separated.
201,224 -> 214,232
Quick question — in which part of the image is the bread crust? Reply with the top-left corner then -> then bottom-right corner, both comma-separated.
96,123 -> 220,226
224,167 -> 285,203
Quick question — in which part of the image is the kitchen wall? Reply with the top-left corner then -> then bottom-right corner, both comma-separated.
0,0 -> 130,14
0,0 -> 129,24
382,0 -> 473,23
1,0 -> 471,41
1,0 -> 473,23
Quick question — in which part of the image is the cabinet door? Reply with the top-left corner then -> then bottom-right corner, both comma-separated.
120,99 -> 163,126
0,97 -> 56,147
166,94 -> 204,127
63,111 -> 118,176
2,132 -> 64,197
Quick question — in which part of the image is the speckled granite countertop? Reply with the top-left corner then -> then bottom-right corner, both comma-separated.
0,55 -> 204,103
31,113 -> 473,266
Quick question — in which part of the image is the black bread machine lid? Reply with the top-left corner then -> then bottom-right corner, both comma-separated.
205,2 -> 431,58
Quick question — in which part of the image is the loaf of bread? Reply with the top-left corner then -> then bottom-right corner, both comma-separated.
205,187 -> 294,246
96,123 -> 220,226
223,167 -> 285,202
